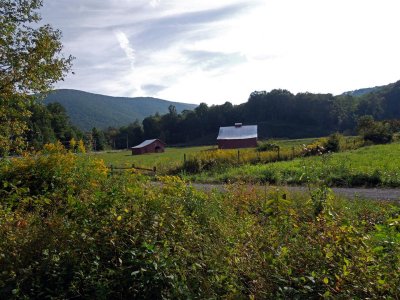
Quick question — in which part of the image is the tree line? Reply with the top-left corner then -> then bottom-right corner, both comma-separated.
26,101 -> 84,150
23,81 -> 400,151
97,81 -> 400,149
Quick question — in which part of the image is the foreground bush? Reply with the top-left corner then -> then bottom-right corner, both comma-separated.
0,148 -> 399,298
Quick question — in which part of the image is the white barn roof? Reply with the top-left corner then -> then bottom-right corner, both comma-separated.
217,125 -> 258,140
131,139 -> 163,149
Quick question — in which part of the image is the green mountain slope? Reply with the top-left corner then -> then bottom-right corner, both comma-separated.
43,89 -> 197,131
342,85 -> 384,97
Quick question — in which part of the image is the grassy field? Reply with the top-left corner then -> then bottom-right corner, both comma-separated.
91,145 -> 215,172
91,138 -> 319,172
90,138 -> 400,187
186,142 -> 400,187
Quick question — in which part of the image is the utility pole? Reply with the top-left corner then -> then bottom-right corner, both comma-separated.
126,134 -> 129,149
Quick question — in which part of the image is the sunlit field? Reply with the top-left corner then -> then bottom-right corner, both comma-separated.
187,142 -> 400,187
91,146 -> 215,172
91,138 -> 319,172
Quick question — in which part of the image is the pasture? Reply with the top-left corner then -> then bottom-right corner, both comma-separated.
91,137 -> 318,172
187,142 -> 400,187
88,137 -> 400,188
91,145 -> 215,172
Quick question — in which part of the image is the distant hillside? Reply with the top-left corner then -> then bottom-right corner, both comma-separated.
342,85 -> 384,97
42,89 -> 197,131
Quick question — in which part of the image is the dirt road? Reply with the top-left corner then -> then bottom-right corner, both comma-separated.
190,183 -> 400,201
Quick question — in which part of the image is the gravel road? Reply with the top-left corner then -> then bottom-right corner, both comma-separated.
190,183 -> 400,201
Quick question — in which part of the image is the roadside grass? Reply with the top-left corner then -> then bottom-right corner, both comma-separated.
185,142 -> 400,187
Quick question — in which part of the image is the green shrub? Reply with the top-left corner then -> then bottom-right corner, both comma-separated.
302,139 -> 327,156
0,142 -> 109,211
324,132 -> 344,152
257,141 -> 279,152
357,116 -> 393,144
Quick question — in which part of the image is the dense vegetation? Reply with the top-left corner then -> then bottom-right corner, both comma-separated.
26,101 -> 84,150
0,0 -> 72,156
103,81 -> 400,148
1,146 -> 399,298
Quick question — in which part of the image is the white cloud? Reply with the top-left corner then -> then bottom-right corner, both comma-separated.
42,0 -> 400,104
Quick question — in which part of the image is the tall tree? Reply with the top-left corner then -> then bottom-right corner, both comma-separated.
0,0 -> 73,155
91,127 -> 106,151
26,101 -> 56,149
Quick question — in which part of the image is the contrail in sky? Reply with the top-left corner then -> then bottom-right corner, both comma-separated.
150,0 -> 161,8
115,31 -> 135,71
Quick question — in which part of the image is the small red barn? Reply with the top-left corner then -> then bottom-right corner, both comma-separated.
131,139 -> 166,155
217,123 -> 258,149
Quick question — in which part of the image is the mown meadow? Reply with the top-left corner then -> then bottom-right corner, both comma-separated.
0,143 -> 400,298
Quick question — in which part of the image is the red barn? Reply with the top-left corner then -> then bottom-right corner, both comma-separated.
217,123 -> 258,149
131,139 -> 166,155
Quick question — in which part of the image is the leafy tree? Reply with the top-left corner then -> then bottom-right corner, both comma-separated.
332,95 -> 357,132
26,101 -> 82,150
387,119 -> 400,133
357,116 -> 393,144
143,114 -> 162,140
161,105 -> 180,143
69,137 -> 77,152
91,127 -> 106,151
26,101 -> 56,149
47,102 -> 78,143
77,139 -> 86,153
0,0 -> 73,155
324,132 -> 344,152
380,81 -> 400,119
103,127 -> 119,149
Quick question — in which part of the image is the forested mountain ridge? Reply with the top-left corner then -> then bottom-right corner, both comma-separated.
42,89 -> 197,131
342,85 -> 384,97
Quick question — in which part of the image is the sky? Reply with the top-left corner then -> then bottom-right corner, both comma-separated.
41,0 -> 400,105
